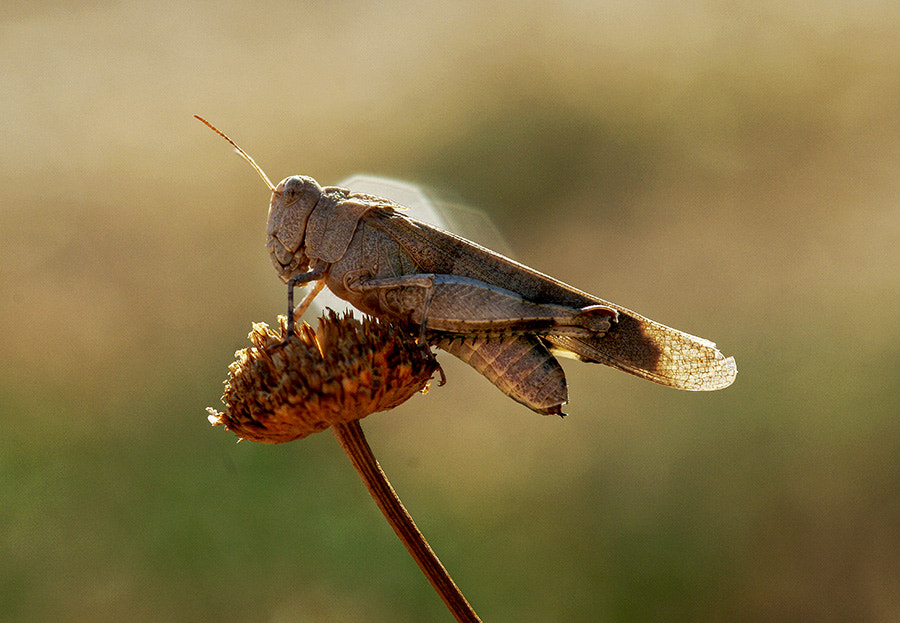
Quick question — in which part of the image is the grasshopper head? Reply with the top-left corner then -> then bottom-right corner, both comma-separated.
267,175 -> 322,282
192,118 -> 321,282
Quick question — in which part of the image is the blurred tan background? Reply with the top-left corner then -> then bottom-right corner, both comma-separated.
2,2 -> 899,621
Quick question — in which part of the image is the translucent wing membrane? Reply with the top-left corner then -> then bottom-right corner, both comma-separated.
544,312 -> 737,391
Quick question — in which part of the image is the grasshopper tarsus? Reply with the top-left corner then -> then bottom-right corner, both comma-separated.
419,336 -> 446,386
432,358 -> 447,387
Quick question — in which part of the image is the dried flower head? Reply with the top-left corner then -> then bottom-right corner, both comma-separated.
207,310 -> 439,444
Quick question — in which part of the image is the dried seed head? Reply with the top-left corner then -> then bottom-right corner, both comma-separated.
207,310 -> 439,444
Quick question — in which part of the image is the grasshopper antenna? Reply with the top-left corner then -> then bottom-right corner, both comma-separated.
194,115 -> 276,192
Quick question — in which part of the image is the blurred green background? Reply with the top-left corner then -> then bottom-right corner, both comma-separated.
2,2 -> 899,621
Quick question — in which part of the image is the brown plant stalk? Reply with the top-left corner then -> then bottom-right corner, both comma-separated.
208,311 -> 481,621
332,420 -> 481,623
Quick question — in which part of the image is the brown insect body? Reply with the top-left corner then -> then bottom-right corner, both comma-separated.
267,175 -> 737,415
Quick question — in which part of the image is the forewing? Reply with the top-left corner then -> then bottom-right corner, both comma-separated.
373,212 -> 737,391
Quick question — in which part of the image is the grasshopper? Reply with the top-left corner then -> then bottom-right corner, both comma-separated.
197,117 -> 736,415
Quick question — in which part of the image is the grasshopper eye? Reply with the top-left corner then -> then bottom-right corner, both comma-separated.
282,177 -> 302,202
283,176 -> 322,207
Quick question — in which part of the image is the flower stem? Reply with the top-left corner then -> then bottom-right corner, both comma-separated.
331,421 -> 481,623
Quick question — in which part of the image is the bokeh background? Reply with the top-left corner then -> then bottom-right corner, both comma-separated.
2,2 -> 899,621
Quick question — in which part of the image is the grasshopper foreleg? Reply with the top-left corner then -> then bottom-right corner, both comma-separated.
284,265 -> 328,339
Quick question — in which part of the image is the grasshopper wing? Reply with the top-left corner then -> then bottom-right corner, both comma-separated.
375,212 -> 736,391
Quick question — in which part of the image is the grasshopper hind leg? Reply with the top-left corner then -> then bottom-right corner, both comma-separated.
434,334 -> 568,416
